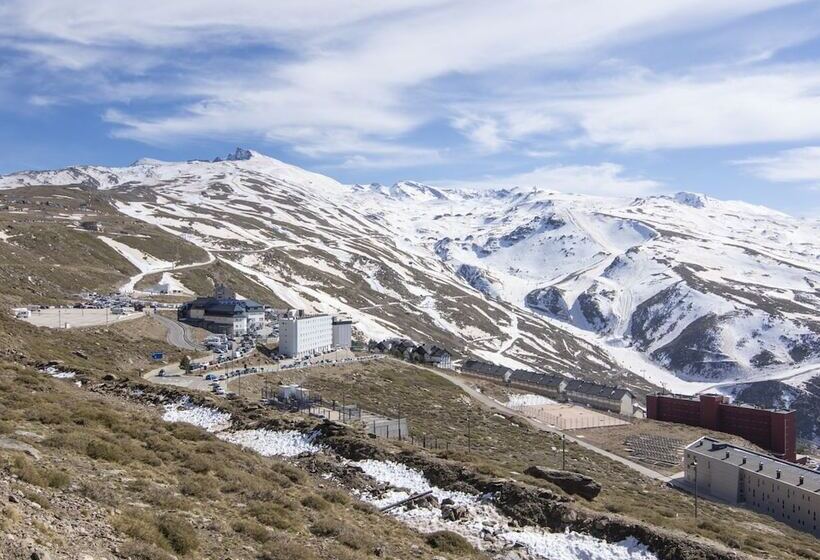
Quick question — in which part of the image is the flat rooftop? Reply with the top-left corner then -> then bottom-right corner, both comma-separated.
687,437 -> 820,492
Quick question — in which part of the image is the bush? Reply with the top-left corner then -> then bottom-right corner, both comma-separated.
119,541 -> 175,560
247,501 -> 295,530
258,540 -> 318,560
300,493 -> 329,511
231,518 -> 271,543
425,530 -> 474,554
158,513 -> 198,555
320,488 -> 349,505
309,517 -> 343,538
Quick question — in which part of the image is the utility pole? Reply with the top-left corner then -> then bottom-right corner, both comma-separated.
561,434 -> 566,470
467,417 -> 472,453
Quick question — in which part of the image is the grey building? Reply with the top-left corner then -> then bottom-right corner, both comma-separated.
461,360 -> 513,381
332,315 -> 353,349
563,380 -> 636,416
509,370 -> 566,400
685,437 -> 819,537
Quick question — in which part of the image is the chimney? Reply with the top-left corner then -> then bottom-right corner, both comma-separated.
798,476 -> 804,486
724,451 -> 730,459
776,470 -> 781,479
741,457 -> 747,465
758,462 -> 764,471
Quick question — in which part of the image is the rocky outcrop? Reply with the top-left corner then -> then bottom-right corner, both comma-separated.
525,286 -> 570,320
456,264 -> 499,298
524,466 -> 601,500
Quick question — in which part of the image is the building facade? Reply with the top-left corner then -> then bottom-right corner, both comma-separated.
331,315 -> 353,349
177,286 -> 264,336
564,380 -> 636,416
278,313 -> 333,357
685,437 -> 819,537
647,393 -> 796,461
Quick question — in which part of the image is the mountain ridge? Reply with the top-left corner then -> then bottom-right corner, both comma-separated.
1,149 -> 818,408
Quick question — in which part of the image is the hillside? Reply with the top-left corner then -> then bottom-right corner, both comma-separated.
2,149 -> 819,412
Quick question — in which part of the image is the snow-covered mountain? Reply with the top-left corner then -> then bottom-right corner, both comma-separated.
2,149 -> 819,397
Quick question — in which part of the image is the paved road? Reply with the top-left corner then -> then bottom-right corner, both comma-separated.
153,314 -> 201,351
393,358 -> 674,483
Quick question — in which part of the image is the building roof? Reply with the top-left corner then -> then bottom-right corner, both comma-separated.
187,297 -> 263,317
462,360 -> 511,378
565,380 -> 633,401
509,369 -> 565,388
687,437 -> 820,493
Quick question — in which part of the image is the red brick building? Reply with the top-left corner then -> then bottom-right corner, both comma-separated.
646,393 -> 796,461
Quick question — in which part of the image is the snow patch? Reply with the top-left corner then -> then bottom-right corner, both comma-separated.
217,429 -> 320,457
506,394 -> 556,408
162,398 -> 232,432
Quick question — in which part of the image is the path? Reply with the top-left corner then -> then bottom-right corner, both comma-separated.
120,249 -> 216,295
392,358 -> 674,483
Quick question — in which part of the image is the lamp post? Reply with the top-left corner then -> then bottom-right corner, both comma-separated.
689,459 -> 699,518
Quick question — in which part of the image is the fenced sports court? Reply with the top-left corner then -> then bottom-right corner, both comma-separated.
509,401 -> 629,430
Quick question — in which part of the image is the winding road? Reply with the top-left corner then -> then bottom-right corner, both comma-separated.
154,314 -> 203,351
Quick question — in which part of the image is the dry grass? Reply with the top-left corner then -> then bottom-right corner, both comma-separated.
0,363 -> 487,559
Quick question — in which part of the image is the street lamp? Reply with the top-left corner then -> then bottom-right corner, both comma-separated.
689,459 -> 698,518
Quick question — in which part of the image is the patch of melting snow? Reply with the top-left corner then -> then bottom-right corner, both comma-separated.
506,394 -> 556,408
162,398 -> 232,432
354,459 -> 474,506
353,459 -> 656,560
217,429 -> 320,457
38,365 -> 77,379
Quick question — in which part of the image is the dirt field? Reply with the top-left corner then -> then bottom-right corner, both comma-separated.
21,308 -> 144,329
515,402 -> 629,430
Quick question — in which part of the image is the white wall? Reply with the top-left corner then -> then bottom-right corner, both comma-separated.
279,315 -> 332,357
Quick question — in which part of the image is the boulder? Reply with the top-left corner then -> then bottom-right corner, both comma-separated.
524,466 -> 601,500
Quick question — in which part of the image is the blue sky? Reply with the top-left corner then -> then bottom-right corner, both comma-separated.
2,1 -> 820,215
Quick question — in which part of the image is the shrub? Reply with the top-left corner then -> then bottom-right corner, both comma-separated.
320,488 -> 349,505
231,518 -> 271,543
247,501 -> 295,530
300,493 -> 329,511
158,513 -> 198,555
119,541 -> 175,560
309,517 -> 344,538
258,540 -> 318,560
425,530 -> 474,554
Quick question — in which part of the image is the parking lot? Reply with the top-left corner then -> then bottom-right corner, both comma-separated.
21,307 -> 144,329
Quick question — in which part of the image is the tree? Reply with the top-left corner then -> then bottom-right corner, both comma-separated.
180,355 -> 192,374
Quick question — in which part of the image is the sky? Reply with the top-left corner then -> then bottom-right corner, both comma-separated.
2,1 -> 820,215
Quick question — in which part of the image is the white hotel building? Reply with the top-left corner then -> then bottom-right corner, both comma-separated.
278,312 -> 333,357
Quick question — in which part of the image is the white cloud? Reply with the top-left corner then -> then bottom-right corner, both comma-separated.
733,146 -> 820,184
0,0 -> 811,167
430,162 -> 662,197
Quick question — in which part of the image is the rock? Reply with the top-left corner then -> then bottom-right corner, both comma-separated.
441,504 -> 469,521
102,374 -> 117,381
73,350 -> 89,360
31,550 -> 52,560
8,494 -> 18,503
524,466 -> 601,500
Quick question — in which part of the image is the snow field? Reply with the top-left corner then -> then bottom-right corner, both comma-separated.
217,429 -> 320,457
162,398 -> 232,432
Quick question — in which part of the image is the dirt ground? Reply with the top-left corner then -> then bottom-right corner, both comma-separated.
515,402 -> 629,430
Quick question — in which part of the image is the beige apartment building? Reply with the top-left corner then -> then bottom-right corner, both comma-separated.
685,437 -> 819,537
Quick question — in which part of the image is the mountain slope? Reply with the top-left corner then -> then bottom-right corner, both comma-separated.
3,149 -> 818,398
0,150 -> 649,394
